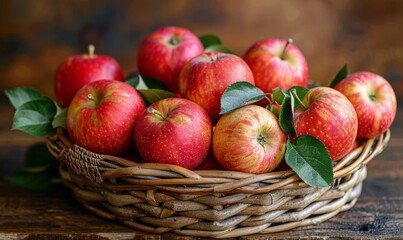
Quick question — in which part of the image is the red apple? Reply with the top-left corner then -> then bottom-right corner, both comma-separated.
346,139 -> 361,155
243,38 -> 308,95
179,52 -> 255,123
334,72 -> 397,139
55,45 -> 124,107
137,26 -> 204,93
294,87 -> 358,161
135,98 -> 212,170
196,151 -> 222,170
213,105 -> 286,174
67,80 -> 145,155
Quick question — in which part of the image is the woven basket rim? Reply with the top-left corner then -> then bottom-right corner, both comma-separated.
46,128 -> 390,194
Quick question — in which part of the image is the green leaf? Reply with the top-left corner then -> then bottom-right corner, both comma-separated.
125,76 -> 140,88
219,81 -> 266,115
4,87 -> 44,109
12,98 -> 57,137
52,106 -> 67,129
138,89 -> 177,106
5,170 -> 58,192
140,75 -> 166,90
272,87 -> 285,104
24,142 -> 58,173
270,104 -> 279,118
285,135 -> 333,188
204,44 -> 234,54
278,93 -> 297,137
329,64 -> 348,88
288,86 -> 309,110
199,34 -> 222,48
276,86 -> 308,137
273,86 -> 308,108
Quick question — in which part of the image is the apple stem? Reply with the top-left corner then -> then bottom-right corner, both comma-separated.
291,89 -> 307,109
264,95 -> 272,105
88,44 -> 95,58
169,36 -> 179,46
210,54 -> 223,62
257,134 -> 266,147
148,107 -> 166,120
369,93 -> 377,102
87,93 -> 95,102
281,38 -> 293,60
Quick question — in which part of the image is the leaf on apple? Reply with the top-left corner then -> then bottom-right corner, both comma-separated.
204,44 -> 235,54
12,97 -> 57,137
273,86 -> 308,108
219,81 -> 266,115
199,34 -> 222,49
329,64 -> 348,88
199,34 -> 235,54
5,87 -> 67,137
5,87 -> 45,109
288,86 -> 309,109
139,75 -> 167,90
272,87 -> 285,104
125,77 -> 140,88
138,89 -> 177,106
285,135 -> 333,188
52,106 -> 68,129
279,92 -> 297,137
276,86 -> 309,137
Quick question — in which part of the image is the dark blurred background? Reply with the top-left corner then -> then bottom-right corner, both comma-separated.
0,0 -> 402,175
1,0 -> 403,96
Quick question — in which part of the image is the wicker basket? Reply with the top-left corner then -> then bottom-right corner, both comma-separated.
46,128 -> 390,238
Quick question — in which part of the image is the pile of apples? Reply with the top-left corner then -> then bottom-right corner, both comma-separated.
57,26 -> 397,174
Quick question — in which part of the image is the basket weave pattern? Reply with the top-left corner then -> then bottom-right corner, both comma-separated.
46,128 -> 390,238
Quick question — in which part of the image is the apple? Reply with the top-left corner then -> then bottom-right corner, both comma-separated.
243,38 -> 308,95
179,52 -> 255,123
134,98 -> 213,170
67,80 -> 145,155
196,151 -> 222,170
294,87 -> 358,161
55,45 -> 124,107
334,71 -> 397,139
213,105 -> 286,174
137,26 -> 204,93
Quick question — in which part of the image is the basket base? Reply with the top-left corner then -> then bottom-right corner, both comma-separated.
59,165 -> 367,238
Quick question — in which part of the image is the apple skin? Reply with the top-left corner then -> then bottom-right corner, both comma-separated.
55,49 -> 124,107
67,80 -> 145,156
334,72 -> 397,139
195,151 -> 223,170
243,38 -> 308,94
179,52 -> 255,123
213,105 -> 286,174
134,98 -> 213,170
137,26 -> 204,94
294,87 -> 358,161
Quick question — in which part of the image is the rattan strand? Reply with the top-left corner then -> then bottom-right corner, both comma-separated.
46,128 -> 390,238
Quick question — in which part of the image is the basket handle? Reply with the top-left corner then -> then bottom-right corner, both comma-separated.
47,128 -> 103,183
59,144 -> 104,183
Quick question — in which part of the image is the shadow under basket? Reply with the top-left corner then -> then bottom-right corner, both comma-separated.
46,128 -> 391,238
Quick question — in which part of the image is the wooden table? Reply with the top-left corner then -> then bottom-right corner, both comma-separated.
0,103 -> 402,239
